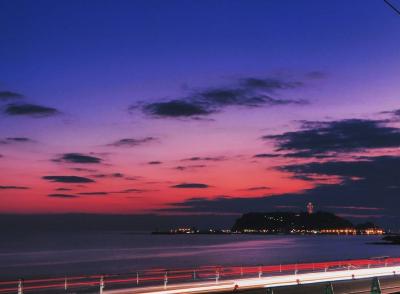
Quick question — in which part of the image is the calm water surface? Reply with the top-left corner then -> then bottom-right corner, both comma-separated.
0,232 -> 397,279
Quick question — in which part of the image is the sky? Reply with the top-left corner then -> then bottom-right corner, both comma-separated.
1,0 -> 400,229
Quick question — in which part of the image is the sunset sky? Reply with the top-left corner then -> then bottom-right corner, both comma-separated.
1,0 -> 400,228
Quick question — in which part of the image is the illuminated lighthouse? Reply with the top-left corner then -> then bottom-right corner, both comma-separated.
307,202 -> 314,214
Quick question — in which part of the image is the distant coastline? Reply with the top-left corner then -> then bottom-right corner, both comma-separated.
369,235 -> 400,245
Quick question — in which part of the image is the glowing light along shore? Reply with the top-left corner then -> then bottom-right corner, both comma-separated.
106,265 -> 400,294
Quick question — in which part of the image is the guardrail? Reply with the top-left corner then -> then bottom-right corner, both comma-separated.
0,257 -> 398,293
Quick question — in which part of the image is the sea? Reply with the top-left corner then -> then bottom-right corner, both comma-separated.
0,232 -> 397,280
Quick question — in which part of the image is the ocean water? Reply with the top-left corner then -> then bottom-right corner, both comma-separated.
0,232 -> 397,280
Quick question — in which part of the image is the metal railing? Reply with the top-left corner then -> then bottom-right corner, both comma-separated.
0,257 -> 399,293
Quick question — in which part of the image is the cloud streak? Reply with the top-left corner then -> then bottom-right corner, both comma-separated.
0,91 -> 24,101
48,194 -> 79,198
43,176 -> 95,183
171,183 -> 209,189
55,153 -> 102,164
0,185 -> 29,190
108,137 -> 157,147
4,103 -> 60,117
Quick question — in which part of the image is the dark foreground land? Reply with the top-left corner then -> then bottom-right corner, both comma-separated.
218,276 -> 400,294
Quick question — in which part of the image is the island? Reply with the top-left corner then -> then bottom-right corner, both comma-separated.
231,211 -> 384,235
152,210 -> 384,235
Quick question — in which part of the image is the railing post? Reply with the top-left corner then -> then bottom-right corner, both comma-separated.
240,266 -> 243,277
325,282 -> 334,294
295,263 -> 298,275
136,272 -> 139,285
258,265 -> 262,278
371,277 -> 381,294
193,269 -> 196,280
279,264 -> 282,273
64,276 -> 68,291
164,271 -> 168,289
215,269 -> 219,284
17,279 -> 23,294
99,276 -> 104,294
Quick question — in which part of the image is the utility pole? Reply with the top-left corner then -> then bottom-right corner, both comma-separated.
64,276 -> 68,291
17,279 -> 23,294
384,0 -> 400,15
99,276 -> 104,294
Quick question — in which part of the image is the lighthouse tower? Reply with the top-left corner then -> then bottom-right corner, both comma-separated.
307,202 -> 314,214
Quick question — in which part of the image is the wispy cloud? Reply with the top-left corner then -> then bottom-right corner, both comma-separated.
0,91 -> 24,101
108,137 -> 157,147
78,192 -> 109,195
54,153 -> 102,164
0,137 -> 34,144
5,103 -> 60,117
173,165 -> 206,171
182,156 -> 226,162
0,185 -> 29,190
48,194 -> 79,198
43,176 -> 95,183
171,183 -> 209,189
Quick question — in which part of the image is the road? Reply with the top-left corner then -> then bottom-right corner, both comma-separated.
105,265 -> 400,294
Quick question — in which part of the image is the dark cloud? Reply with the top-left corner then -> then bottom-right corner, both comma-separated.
0,185 -> 29,190
280,156 -> 400,185
43,176 -> 95,183
134,76 -> 307,118
173,165 -> 206,171
108,137 -> 157,147
263,119 -> 400,157
113,188 -> 149,193
70,167 -> 98,173
6,137 -> 33,142
281,151 -> 334,159
78,192 -> 108,195
55,188 -> 72,191
161,156 -> 400,228
239,78 -> 303,91
171,183 -> 209,189
48,194 -> 79,198
253,153 -> 281,158
0,137 -> 34,145
242,186 -> 271,191
92,173 -> 124,178
55,153 -> 102,164
148,161 -> 162,165
0,91 -> 24,101
141,100 -> 211,118
5,103 -> 59,117
182,156 -> 226,162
